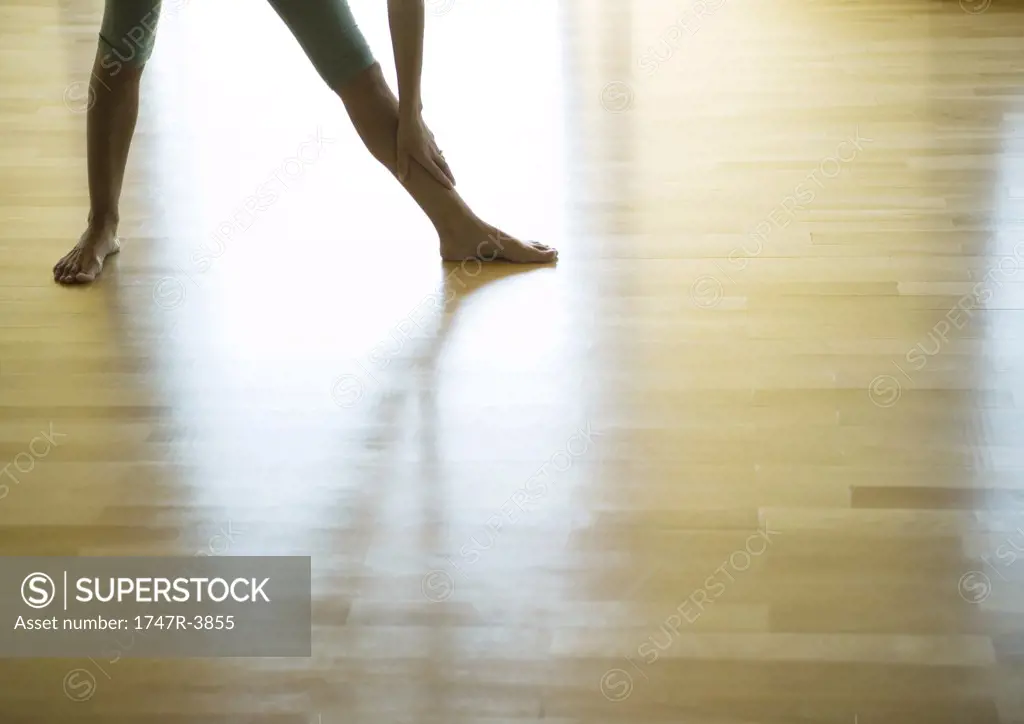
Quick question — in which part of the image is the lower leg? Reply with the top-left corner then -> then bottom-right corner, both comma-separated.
54,49 -> 145,283
335,64 -> 556,263
87,52 -> 143,229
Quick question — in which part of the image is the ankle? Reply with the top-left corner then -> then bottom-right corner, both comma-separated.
436,213 -> 481,239
87,211 -> 119,232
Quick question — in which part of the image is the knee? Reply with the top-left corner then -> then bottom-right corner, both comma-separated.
91,44 -> 147,94
337,63 -> 400,147
336,62 -> 390,107
97,0 -> 161,77
96,32 -> 156,79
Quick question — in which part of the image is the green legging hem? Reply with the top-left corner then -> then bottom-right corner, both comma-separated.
98,0 -> 376,88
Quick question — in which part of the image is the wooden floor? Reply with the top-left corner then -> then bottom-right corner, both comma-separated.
2,0 -> 1024,721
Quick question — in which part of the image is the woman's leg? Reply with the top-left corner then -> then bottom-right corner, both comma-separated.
54,0 -> 161,284
266,0 -> 556,263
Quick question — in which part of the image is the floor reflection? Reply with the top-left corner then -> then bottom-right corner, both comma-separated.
12,0 -> 1024,720
130,0 -> 584,581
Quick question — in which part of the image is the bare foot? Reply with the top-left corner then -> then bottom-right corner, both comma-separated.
53,225 -> 121,284
439,221 -> 557,264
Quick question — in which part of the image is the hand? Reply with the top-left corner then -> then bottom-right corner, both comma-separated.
396,110 -> 455,189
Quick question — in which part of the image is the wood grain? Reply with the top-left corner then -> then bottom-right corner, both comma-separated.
2,0 -> 1023,721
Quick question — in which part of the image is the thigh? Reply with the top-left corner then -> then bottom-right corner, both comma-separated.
266,0 -> 376,89
99,0 -> 162,67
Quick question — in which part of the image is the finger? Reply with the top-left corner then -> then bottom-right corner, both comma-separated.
435,150 -> 455,186
427,138 -> 453,181
429,141 -> 451,173
417,153 -> 454,190
396,149 -> 409,181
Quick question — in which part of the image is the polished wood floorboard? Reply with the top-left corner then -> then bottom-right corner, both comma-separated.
2,0 -> 1024,721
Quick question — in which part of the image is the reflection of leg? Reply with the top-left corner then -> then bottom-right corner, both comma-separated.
268,0 -> 557,263
54,0 -> 161,284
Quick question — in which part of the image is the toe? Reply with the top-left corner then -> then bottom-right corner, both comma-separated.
54,250 -> 79,279
523,245 -> 557,263
60,259 -> 84,284
528,241 -> 557,261
74,257 -> 103,284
